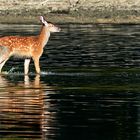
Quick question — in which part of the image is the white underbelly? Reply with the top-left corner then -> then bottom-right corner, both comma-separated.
12,50 -> 32,58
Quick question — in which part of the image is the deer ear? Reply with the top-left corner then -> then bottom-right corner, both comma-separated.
39,16 -> 48,26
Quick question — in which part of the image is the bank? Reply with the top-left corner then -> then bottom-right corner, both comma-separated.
0,0 -> 140,24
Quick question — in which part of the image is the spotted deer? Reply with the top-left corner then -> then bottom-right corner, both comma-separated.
0,16 -> 61,74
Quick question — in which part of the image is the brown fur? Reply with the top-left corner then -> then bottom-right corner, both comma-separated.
0,16 -> 60,74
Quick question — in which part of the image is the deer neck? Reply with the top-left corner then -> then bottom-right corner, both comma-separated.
38,25 -> 50,47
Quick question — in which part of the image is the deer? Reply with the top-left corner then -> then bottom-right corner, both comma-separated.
0,16 -> 61,74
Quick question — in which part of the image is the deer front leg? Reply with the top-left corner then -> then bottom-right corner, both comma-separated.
33,57 -> 40,74
24,59 -> 31,75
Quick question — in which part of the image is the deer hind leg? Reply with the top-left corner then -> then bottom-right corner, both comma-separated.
0,58 -> 9,73
0,46 -> 10,73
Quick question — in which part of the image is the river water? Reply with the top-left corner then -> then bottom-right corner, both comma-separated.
0,23 -> 140,140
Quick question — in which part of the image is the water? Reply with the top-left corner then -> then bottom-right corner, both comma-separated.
0,23 -> 140,140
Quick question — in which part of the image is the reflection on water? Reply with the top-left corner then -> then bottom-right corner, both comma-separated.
0,75 -> 51,140
0,24 -> 140,140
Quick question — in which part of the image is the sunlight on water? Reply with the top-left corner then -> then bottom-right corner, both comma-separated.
0,24 -> 140,140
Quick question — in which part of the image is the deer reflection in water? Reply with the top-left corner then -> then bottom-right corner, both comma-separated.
0,74 -> 55,140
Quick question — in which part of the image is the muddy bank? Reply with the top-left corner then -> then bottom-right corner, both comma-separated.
0,14 -> 140,24
0,0 -> 140,24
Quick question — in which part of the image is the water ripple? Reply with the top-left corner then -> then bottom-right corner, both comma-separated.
0,24 -> 140,140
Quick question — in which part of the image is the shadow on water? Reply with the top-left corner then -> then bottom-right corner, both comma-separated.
0,24 -> 140,140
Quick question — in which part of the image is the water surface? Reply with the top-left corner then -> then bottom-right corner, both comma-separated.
0,24 -> 140,140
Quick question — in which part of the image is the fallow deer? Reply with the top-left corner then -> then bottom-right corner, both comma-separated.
0,16 -> 61,74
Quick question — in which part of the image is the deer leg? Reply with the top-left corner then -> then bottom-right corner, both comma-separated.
24,59 -> 31,75
0,58 -> 9,73
33,57 -> 40,74
0,46 -> 11,73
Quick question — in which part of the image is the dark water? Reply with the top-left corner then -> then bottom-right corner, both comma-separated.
0,24 -> 140,140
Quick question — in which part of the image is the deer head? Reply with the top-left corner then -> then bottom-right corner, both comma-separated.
40,16 -> 61,32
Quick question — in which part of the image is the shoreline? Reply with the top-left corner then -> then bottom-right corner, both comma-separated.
0,0 -> 140,24
0,14 -> 140,24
